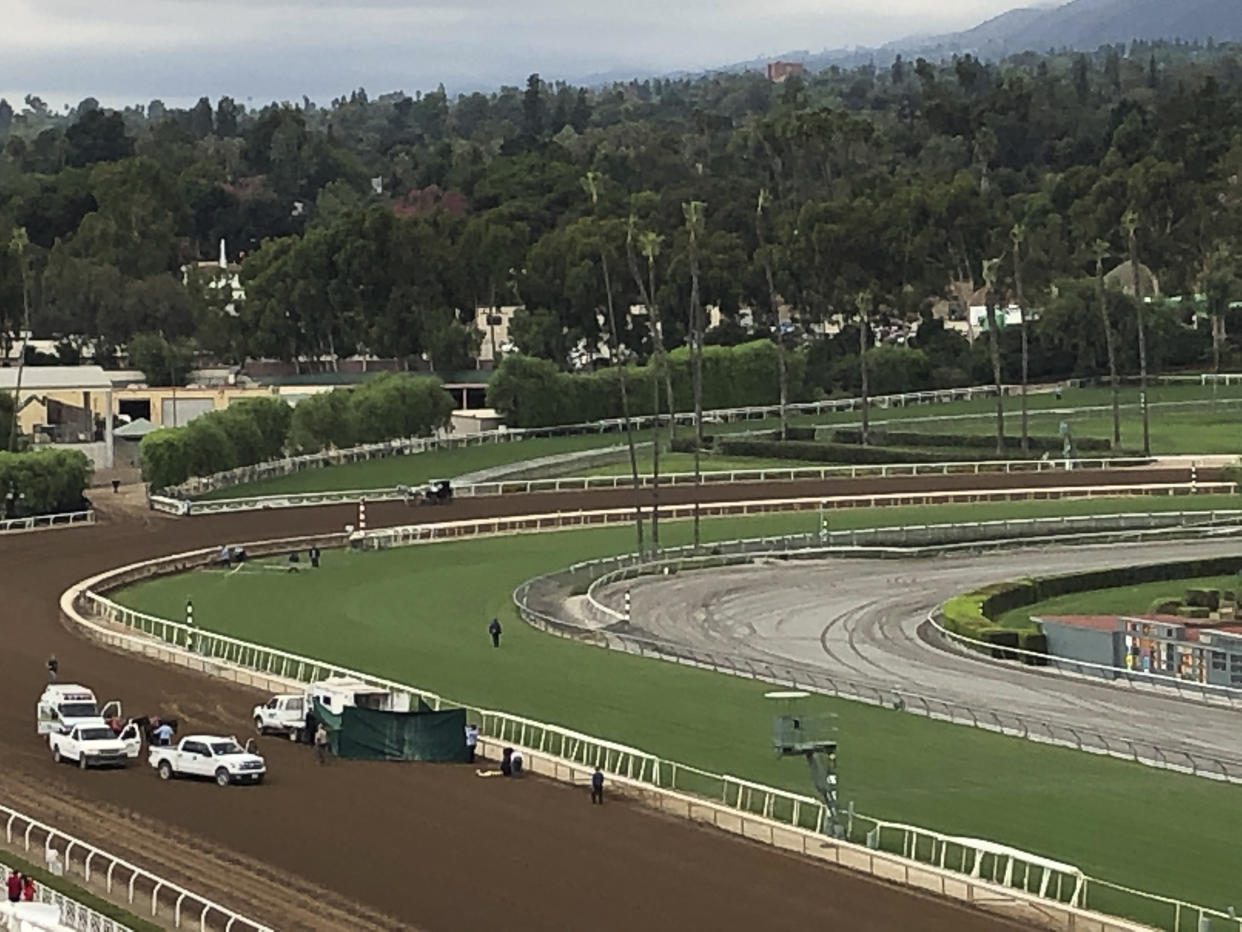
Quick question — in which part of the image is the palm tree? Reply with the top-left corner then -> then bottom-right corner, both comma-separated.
7,227 -> 31,453
755,189 -> 789,440
1123,209 -> 1151,456
625,218 -> 672,550
854,291 -> 872,444
684,200 -> 707,551
982,256 -> 1006,456
583,171 -> 644,554
1011,223 -> 1029,453
1091,239 -> 1122,449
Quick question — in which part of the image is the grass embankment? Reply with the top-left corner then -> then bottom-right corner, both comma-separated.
199,382 -> 1242,499
0,846 -> 161,932
115,496 -> 1242,921
997,575 -> 1242,629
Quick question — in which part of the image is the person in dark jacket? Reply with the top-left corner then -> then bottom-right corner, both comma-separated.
500,747 -> 513,776
47,656 -> 58,683
488,618 -> 502,648
308,546 -> 321,568
591,768 -> 604,805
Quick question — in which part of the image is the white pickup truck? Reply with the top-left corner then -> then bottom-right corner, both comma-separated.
49,719 -> 141,769
149,735 -> 267,786
252,694 -> 307,739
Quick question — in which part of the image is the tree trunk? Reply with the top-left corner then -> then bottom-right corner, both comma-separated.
654,261 -> 676,447
858,302 -> 870,445
651,374 -> 660,550
985,296 -> 1005,456
689,243 -> 704,551
601,253 -> 645,555
756,206 -> 788,440
7,267 -> 29,453
1013,243 -> 1029,453
1097,269 -> 1121,449
1130,241 -> 1151,456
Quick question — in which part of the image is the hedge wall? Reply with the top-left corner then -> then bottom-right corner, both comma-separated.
141,375 -> 455,489
486,341 -> 809,429
716,437 -> 991,466
832,429 -> 1113,453
140,395 -> 292,490
0,449 -> 93,516
942,555 -> 1242,663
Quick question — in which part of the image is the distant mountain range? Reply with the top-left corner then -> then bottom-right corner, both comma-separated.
704,0 -> 1242,79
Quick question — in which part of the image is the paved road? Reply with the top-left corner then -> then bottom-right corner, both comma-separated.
601,539 -> 1242,767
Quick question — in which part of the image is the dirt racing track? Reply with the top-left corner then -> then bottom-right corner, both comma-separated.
0,469 -> 1197,931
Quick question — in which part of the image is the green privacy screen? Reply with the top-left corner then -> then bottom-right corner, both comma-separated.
314,699 -> 469,762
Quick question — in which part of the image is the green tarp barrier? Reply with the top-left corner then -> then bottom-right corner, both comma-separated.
314,699 -> 468,762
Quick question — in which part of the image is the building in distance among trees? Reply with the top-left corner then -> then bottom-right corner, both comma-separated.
766,61 -> 806,83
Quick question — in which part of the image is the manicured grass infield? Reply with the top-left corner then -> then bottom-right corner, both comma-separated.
998,575 -> 1242,629
115,495 -> 1242,923
201,382 -> 1242,499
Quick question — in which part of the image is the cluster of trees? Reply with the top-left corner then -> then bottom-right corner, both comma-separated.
139,374 -> 454,488
0,449 -> 92,516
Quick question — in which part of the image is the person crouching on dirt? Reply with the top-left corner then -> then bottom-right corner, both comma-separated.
287,552 -> 301,573
314,724 -> 330,764
500,747 -> 513,776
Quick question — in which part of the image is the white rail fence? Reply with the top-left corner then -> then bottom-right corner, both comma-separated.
163,455 -> 1175,515
61,511 -> 1242,931
0,852 -> 130,932
162,384 -> 1017,498
0,804 -> 271,932
0,511 -> 95,534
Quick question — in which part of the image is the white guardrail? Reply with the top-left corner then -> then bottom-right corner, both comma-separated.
60,507 -> 1242,931
0,851 -> 130,932
65,559 -> 1155,932
1,804 -> 271,932
163,456 -> 1169,516
163,384 -> 1019,498
0,511 -> 95,534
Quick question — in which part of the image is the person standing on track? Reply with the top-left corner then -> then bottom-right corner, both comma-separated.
309,545 -> 321,569
488,618 -> 502,648
314,723 -> 330,764
591,768 -> 604,805
464,723 -> 479,763
153,721 -> 174,746
46,655 -> 57,683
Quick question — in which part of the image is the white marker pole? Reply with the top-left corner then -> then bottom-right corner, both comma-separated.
185,598 -> 195,652
358,500 -> 367,533
624,590 -> 632,622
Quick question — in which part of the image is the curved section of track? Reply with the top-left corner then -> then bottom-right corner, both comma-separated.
3,471 -> 1193,931
598,540 -> 1242,767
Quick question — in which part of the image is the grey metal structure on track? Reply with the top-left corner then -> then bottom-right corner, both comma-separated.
516,522 -> 1242,784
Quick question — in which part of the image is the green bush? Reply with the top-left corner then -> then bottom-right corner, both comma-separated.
831,428 -> 1112,454
1148,597 -> 1182,615
1178,606 -> 1211,619
487,341 -> 810,428
1018,632 -> 1049,664
0,449 -> 93,515
289,374 -> 454,453
1184,588 -> 1221,611
716,438 -> 970,465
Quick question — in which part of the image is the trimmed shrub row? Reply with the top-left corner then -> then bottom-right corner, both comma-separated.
944,555 -> 1242,663
140,396 -> 293,491
716,437 -> 979,466
831,428 -> 1113,453
0,448 -> 93,516
486,342 -> 810,429
140,374 -> 456,489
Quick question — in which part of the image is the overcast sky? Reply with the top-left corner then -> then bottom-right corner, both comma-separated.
1,0 -> 1024,110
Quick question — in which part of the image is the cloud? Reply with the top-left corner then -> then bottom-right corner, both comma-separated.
1,0 -> 1020,107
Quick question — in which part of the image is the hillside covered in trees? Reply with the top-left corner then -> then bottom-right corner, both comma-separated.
2,40 -> 1241,397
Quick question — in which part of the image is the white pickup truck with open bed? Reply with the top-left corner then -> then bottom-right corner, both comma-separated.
149,735 -> 267,786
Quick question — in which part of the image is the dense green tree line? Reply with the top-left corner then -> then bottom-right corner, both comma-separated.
0,449 -> 91,516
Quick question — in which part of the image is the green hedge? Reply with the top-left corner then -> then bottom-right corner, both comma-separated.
716,438 -> 975,465
487,341 -> 809,428
831,428 -> 1112,453
1148,597 -> 1182,615
141,374 -> 454,488
1184,588 -> 1221,611
140,395 -> 292,490
0,449 -> 93,515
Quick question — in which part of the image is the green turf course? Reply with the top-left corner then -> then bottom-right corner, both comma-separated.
200,382 -> 1242,499
997,575 -> 1241,629
115,495 -> 1242,922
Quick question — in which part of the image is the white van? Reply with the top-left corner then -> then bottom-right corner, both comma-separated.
36,684 -> 120,736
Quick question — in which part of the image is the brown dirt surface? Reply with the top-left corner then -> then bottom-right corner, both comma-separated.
0,472 -> 1165,930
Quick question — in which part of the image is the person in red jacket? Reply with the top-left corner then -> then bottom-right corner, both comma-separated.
5,870 -> 20,903
20,875 -> 34,902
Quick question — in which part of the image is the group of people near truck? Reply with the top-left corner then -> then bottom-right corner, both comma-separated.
5,870 -> 35,904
